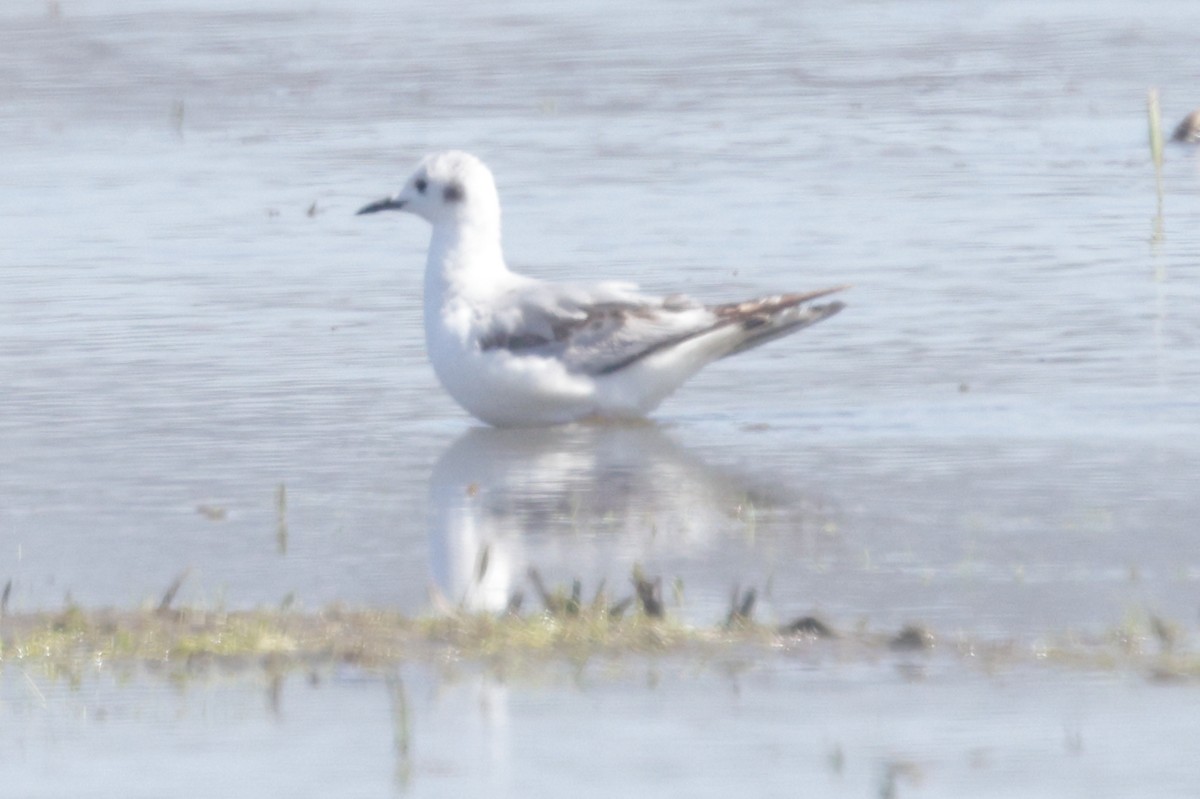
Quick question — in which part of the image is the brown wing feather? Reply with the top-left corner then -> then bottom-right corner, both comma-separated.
597,285 -> 850,374
709,285 -> 850,325
480,285 -> 849,376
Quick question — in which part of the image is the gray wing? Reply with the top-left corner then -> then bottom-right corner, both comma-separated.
477,280 -> 718,376
478,280 -> 848,376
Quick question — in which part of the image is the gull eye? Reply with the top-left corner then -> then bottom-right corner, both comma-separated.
415,178 -> 427,194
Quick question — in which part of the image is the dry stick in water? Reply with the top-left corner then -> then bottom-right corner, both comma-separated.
1148,88 -> 1164,168
527,567 -> 559,614
633,574 -> 664,618
157,569 -> 191,615
725,586 -> 757,628
1147,87 -> 1165,245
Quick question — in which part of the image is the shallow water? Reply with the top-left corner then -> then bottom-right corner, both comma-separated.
2,0 -> 1200,794
6,660 -> 1200,799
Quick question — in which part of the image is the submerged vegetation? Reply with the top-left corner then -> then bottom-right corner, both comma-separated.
0,568 -> 1197,683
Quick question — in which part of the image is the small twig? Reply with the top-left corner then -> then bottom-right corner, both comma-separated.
633,573 -> 664,618
275,483 -> 288,556
157,569 -> 191,615
725,586 -> 757,628
565,579 -> 582,616
527,567 -> 561,614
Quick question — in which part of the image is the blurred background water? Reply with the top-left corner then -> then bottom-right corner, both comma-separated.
2,0 -> 1199,795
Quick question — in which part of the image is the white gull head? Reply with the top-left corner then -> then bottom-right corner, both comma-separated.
357,150 -> 501,233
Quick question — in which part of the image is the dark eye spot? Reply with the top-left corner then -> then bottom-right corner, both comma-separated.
414,178 -> 427,194
444,182 -> 464,203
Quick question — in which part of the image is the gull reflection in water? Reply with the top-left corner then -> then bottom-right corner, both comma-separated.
428,422 -> 815,612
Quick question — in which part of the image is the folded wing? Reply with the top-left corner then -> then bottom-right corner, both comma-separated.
479,280 -> 847,376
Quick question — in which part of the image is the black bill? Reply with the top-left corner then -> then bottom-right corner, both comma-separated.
356,197 -> 406,215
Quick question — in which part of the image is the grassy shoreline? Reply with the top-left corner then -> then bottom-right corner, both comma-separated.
2,601 -> 1196,683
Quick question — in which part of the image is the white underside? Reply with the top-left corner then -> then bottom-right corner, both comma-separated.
426,320 -> 743,427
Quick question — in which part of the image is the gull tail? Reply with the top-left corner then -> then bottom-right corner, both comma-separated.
710,285 -> 848,359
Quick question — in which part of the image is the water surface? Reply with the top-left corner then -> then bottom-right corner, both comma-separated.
2,0 -> 1200,794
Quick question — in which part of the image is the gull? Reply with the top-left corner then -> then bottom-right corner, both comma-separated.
358,151 -> 846,427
